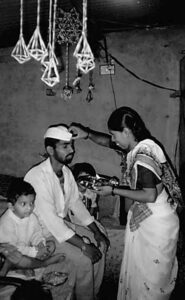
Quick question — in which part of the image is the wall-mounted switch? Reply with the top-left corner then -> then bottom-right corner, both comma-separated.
100,64 -> 115,75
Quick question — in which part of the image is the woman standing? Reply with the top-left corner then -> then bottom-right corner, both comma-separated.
70,106 -> 182,300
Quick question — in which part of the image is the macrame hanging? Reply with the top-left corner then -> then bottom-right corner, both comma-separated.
27,0 -> 47,61
41,0 -> 59,87
73,0 -> 95,74
41,41 -> 58,68
41,0 -> 58,67
11,0 -> 30,64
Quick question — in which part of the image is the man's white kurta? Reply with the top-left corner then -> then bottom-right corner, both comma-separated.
24,158 -> 94,243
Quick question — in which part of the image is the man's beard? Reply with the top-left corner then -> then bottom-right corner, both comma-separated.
64,154 -> 74,164
59,154 -> 74,165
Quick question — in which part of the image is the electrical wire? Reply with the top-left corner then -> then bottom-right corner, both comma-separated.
99,43 -> 177,93
100,39 -> 180,167
103,37 -> 118,109
109,73 -> 117,109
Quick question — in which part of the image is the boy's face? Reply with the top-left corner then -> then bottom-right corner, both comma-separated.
10,194 -> 35,219
77,171 -> 90,193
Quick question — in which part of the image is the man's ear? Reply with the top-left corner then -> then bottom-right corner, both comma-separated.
123,127 -> 130,136
46,146 -> 54,156
8,203 -> 14,211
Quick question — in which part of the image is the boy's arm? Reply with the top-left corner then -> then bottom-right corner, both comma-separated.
0,243 -> 65,276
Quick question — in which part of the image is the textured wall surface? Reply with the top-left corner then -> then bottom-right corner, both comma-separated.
0,28 -> 184,178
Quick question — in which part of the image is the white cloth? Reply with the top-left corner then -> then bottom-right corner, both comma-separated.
24,158 -> 105,300
117,139 -> 179,300
44,125 -> 72,141
24,158 -> 94,243
0,209 -> 45,257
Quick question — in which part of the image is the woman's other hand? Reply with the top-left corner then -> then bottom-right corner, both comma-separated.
93,185 -> 112,196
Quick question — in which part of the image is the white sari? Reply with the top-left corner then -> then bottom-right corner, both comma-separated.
117,139 -> 179,300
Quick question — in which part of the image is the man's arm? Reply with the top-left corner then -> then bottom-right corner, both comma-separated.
87,221 -> 110,252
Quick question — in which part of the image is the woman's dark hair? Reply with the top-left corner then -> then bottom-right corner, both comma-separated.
72,162 -> 96,179
107,106 -> 151,141
7,177 -> 36,205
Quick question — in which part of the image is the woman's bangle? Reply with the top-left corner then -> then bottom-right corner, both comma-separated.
111,185 -> 115,196
84,127 -> 90,139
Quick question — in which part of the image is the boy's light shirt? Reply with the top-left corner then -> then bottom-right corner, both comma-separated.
0,209 -> 45,257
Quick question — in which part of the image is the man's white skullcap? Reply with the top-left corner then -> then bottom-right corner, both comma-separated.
44,126 -> 72,141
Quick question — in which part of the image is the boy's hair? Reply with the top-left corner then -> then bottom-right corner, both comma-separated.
72,162 -> 96,180
7,177 -> 36,205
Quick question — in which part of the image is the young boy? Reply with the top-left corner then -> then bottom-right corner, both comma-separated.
72,162 -> 99,219
0,178 -> 55,276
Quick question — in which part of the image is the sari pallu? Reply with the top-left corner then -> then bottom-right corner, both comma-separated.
117,139 -> 180,300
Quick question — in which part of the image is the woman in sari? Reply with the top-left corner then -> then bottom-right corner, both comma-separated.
70,106 -> 182,300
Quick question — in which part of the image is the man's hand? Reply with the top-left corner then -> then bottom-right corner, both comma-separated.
81,243 -> 102,264
46,240 -> 56,256
94,231 -> 110,253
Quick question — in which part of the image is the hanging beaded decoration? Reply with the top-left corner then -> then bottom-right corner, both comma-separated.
41,0 -> 60,87
62,43 -> 73,100
73,0 -> 95,74
72,68 -> 82,93
55,8 -> 82,99
27,0 -> 47,61
11,0 -> 30,64
41,0 -> 58,68
86,70 -> 95,102
55,8 -> 82,45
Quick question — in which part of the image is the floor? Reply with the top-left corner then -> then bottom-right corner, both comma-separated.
98,276 -> 118,300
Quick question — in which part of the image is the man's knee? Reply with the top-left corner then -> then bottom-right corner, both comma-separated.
73,252 -> 92,271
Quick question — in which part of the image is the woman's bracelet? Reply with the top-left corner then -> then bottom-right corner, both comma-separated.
111,185 -> 115,196
84,127 -> 90,139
